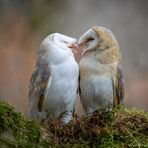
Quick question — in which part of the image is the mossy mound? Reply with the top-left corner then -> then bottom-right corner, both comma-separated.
0,100 -> 148,147
0,101 -> 53,147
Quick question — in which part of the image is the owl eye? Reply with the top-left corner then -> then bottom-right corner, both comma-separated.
88,38 -> 95,41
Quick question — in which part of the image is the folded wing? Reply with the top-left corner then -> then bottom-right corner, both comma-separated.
113,65 -> 125,106
28,59 -> 51,118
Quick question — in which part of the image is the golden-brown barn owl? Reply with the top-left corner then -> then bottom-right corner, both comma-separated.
78,26 -> 124,114
28,33 -> 79,123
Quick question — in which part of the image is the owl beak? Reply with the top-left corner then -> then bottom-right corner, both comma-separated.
77,41 -> 89,55
77,36 -> 90,54
78,41 -> 89,48
68,43 -> 79,54
78,36 -> 89,48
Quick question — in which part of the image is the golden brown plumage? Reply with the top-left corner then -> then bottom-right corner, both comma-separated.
92,26 -> 121,64
78,26 -> 124,114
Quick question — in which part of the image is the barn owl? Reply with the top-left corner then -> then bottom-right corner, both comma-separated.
28,33 -> 79,123
78,26 -> 124,114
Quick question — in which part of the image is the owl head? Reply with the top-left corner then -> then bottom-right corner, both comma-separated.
78,26 -> 119,55
40,33 -> 78,55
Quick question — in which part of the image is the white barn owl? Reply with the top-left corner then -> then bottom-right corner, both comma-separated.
28,33 -> 79,123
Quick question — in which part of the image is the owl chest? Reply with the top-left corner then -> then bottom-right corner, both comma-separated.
45,58 -> 78,106
80,75 -> 112,96
79,57 -> 113,106
80,74 -> 113,112
48,58 -> 78,91
80,56 -> 107,76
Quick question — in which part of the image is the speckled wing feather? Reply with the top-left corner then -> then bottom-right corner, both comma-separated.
29,59 -> 50,112
113,65 -> 125,106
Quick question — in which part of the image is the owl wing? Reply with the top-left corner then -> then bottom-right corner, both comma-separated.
28,59 -> 51,118
113,65 -> 125,106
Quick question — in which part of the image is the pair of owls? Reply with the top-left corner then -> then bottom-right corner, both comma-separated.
28,26 -> 124,123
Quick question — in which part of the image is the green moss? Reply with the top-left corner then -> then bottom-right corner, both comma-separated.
0,100 -> 148,147
0,100 -> 52,147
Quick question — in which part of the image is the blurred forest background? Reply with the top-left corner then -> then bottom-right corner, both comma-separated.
0,0 -> 148,115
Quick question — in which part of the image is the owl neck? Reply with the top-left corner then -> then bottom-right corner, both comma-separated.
95,46 -> 121,64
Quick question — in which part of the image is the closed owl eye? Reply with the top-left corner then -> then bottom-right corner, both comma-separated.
88,37 -> 95,41
81,38 -> 95,45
